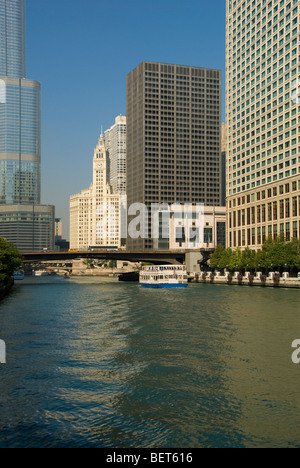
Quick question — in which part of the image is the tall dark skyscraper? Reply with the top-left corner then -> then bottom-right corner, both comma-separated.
0,0 -> 54,251
126,61 -> 222,250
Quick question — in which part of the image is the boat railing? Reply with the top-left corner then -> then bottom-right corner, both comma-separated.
143,265 -> 186,272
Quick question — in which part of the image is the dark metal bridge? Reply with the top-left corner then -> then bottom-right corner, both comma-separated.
21,249 -> 214,265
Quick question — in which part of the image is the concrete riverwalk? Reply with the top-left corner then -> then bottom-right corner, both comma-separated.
189,271 -> 300,289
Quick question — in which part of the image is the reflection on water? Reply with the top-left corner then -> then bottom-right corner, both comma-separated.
0,276 -> 299,447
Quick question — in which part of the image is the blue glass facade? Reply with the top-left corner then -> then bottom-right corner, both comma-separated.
0,159 -> 40,204
0,78 -> 41,205
0,1 -> 54,251
0,0 -> 41,207
0,80 -> 41,154
0,0 -> 26,78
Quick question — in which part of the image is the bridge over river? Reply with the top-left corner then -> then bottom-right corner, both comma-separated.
22,249 -> 214,268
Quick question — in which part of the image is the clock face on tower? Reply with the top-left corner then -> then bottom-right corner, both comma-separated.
96,162 -> 103,169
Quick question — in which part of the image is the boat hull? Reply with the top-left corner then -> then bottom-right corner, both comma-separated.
140,283 -> 188,289
13,271 -> 24,280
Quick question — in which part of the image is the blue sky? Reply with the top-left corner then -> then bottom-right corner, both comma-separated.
26,0 -> 226,239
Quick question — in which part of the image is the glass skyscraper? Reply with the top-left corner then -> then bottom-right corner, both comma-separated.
0,0 -> 54,251
0,0 -> 26,78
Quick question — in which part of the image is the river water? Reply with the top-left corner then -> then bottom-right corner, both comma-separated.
0,275 -> 299,448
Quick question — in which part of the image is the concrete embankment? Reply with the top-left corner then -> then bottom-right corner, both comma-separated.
70,268 -> 138,278
190,272 -> 300,289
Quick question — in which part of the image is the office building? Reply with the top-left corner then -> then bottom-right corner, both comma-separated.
152,205 -> 226,250
126,61 -> 222,250
54,217 -> 69,251
0,0 -> 54,251
226,0 -> 300,249
70,130 -> 122,250
55,218 -> 63,239
105,115 -> 126,194
221,122 -> 227,206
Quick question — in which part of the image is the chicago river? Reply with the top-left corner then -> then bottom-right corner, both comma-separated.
0,276 -> 299,448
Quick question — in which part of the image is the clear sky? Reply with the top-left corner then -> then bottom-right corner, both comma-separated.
26,0 -> 226,239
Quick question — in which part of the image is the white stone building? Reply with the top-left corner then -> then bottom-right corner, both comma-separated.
152,205 -> 226,250
70,132 -> 122,250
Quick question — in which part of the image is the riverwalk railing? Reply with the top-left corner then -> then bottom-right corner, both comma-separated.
189,271 -> 300,289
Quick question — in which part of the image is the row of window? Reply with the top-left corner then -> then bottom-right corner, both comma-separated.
227,1 -> 299,182
229,178 -> 299,204
229,220 -> 300,247
229,193 -> 300,227
229,0 -> 297,27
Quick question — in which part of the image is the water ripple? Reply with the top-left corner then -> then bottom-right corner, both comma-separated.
0,278 -> 299,447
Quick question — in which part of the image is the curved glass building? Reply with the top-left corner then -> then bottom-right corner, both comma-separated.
0,77 -> 41,205
0,0 -> 54,251
0,0 -> 26,78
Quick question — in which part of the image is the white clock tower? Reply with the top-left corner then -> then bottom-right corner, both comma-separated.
70,128 -> 122,250
92,131 -> 111,199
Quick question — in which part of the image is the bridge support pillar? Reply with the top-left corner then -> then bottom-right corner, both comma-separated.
185,251 -> 202,274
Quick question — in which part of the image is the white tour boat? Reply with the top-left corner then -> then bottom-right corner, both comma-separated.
32,270 -> 49,277
139,265 -> 188,288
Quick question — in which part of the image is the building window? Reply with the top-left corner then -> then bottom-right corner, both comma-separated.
204,227 -> 213,245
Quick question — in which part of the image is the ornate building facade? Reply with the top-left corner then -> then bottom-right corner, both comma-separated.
70,131 -> 122,250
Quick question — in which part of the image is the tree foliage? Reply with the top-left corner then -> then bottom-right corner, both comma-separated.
0,237 -> 23,283
210,237 -> 300,272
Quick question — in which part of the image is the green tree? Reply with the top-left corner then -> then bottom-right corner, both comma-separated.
218,247 -> 234,270
284,238 -> 300,271
210,237 -> 300,274
209,244 -> 225,269
210,245 -> 237,270
228,247 -> 243,271
255,237 -> 300,272
259,237 -> 288,270
241,247 -> 257,271
0,237 -> 23,284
